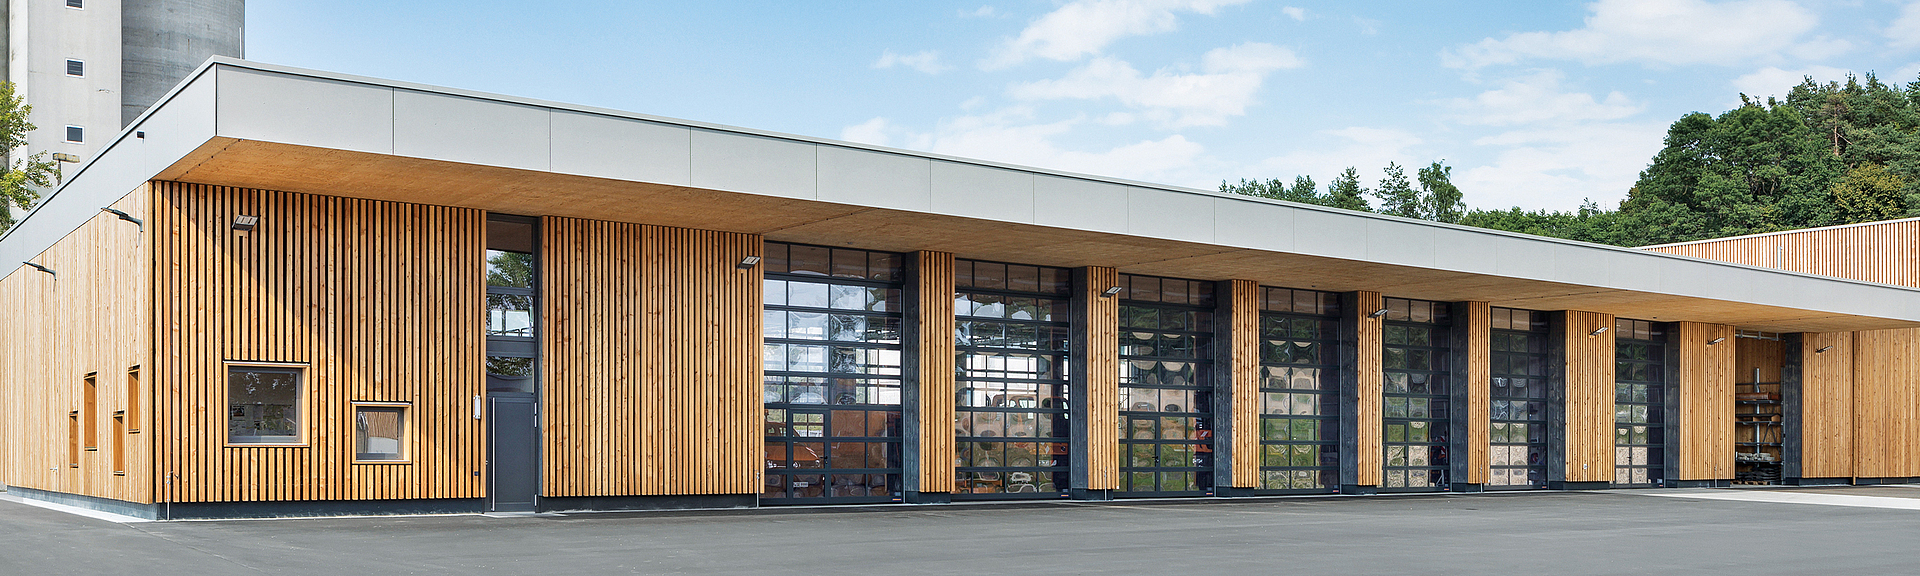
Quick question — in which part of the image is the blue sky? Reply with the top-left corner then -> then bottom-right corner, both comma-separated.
249,1 -> 1920,211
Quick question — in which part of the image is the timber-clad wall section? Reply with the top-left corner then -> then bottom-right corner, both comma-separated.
1462,302 -> 1491,485
540,217 -> 760,497
1851,329 -> 1918,478
1674,322 -> 1736,480
1343,290 -> 1384,487
1798,332 -> 1853,478
1072,266 -> 1120,491
1224,279 -> 1259,488
0,186 -> 151,504
1646,219 -> 1920,286
911,251 -> 957,493
152,182 -> 486,503
1561,311 -> 1615,484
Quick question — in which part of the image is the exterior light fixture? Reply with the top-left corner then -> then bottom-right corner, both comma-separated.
1590,326 -> 1610,336
1369,308 -> 1389,318
101,207 -> 143,230
737,256 -> 761,269
232,215 -> 259,235
53,152 -> 82,163
1101,286 -> 1123,297
1707,337 -> 1726,345
23,262 -> 56,279
1815,346 -> 1835,354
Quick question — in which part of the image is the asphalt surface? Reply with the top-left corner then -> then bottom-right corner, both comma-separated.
2,488 -> 1916,575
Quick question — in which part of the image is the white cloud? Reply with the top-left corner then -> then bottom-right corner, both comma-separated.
1007,43 -> 1303,127
1456,121 -> 1669,210
1444,0 -> 1842,68
1730,65 -> 1855,100
838,107 -> 1209,184
983,0 -> 1254,69
1281,6 -> 1305,21
1445,70 -> 1643,126
1889,2 -> 1920,50
874,50 -> 951,74
1249,127 -> 1425,188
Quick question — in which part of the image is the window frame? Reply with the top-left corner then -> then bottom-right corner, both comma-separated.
224,362 -> 309,447
65,59 -> 84,77
64,125 -> 84,143
351,402 -> 411,464
66,0 -> 84,9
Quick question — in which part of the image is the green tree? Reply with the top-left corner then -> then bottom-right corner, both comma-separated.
0,82 -> 58,234
1325,167 -> 1372,212
1831,163 -> 1907,222
1220,175 -> 1326,206
1417,162 -> 1465,223
1372,162 -> 1419,217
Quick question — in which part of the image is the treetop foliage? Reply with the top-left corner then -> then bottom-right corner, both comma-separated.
0,82 -> 57,234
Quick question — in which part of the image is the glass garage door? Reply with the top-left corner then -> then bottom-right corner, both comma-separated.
1381,298 -> 1451,491
953,259 -> 1073,499
1116,274 -> 1216,496
1254,287 -> 1340,494
761,242 -> 906,504
1614,319 -> 1667,487
1488,308 -> 1548,489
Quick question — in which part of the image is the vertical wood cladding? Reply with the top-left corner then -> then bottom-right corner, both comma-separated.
1340,291 -> 1384,487
152,182 -> 486,503
1674,322 -> 1736,480
1797,332 -> 1854,478
0,186 -> 150,504
1223,279 -> 1260,488
1646,219 -> 1920,286
540,217 -> 761,497
1462,302 -> 1491,485
1851,328 -> 1918,478
911,251 -> 957,493
1560,311 -> 1615,484
1071,266 -> 1120,491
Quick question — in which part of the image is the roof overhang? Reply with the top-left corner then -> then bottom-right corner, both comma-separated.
7,58 -> 1919,333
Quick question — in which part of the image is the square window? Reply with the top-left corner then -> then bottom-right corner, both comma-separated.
228,366 -> 301,444
66,59 -> 84,77
65,126 -> 84,143
354,405 -> 407,462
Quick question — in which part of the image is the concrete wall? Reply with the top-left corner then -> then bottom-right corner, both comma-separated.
120,0 -> 242,126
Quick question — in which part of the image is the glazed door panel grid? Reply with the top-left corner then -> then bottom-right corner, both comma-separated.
1615,319 -> 1668,486
1116,274 -> 1216,496
1489,308 -> 1548,489
952,259 -> 1073,499
1254,287 -> 1341,494
1381,298 -> 1451,491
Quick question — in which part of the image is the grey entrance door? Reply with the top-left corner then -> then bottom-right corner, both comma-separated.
489,396 -> 539,512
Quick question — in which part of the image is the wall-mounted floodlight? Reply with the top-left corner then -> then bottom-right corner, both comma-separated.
1815,346 -> 1835,354
232,215 -> 259,235
1589,326 -> 1610,336
1707,337 -> 1727,346
100,207 -> 143,231
52,152 -> 82,163
1369,308 -> 1389,319
1101,286 -> 1123,297
22,262 -> 55,279
737,256 -> 761,270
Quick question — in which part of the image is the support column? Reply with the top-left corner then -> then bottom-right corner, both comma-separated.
1213,279 -> 1260,496
1337,291 -> 1383,494
1672,322 -> 1735,485
1785,331 -> 1853,484
1547,310 -> 1615,489
902,251 -> 955,503
1070,266 -> 1120,500
1447,301 -> 1490,492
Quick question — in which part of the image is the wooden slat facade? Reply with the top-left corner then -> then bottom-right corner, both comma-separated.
1462,302 -> 1491,485
1561,311 -> 1616,484
1072,266 -> 1120,491
1645,218 -> 1920,287
539,217 -> 760,497
151,182 -> 486,503
1223,279 -> 1260,488
0,186 -> 150,504
1673,322 -> 1736,481
1346,290 -> 1384,487
910,251 -> 957,494
1851,328 -> 1919,478
1797,332 -> 1854,478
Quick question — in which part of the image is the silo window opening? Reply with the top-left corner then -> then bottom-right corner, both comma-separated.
66,0 -> 83,9
66,59 -> 84,77
65,126 -> 84,143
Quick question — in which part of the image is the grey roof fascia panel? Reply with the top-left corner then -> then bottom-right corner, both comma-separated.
7,57 -> 1920,326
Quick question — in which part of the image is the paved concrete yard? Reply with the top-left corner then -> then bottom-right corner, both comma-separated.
2,488 -> 1916,575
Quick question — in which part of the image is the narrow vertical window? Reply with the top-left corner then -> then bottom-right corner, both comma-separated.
83,373 -> 98,450
112,413 -> 126,474
126,367 -> 141,433
228,366 -> 303,444
353,404 -> 408,462
65,126 -> 84,143
68,412 -> 80,467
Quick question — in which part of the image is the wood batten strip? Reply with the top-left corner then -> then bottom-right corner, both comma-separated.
1850,328 -> 1918,478
1556,311 -> 1615,484
1219,279 -> 1259,489
1789,332 -> 1853,478
539,216 -> 760,497
908,251 -> 957,494
1462,302 -> 1491,485
1673,321 -> 1735,481
1340,290 -> 1384,488
1071,266 -> 1120,492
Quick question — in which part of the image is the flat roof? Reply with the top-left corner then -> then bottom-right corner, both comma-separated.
6,57 -> 1919,333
